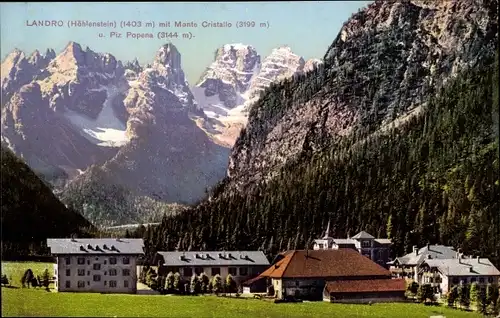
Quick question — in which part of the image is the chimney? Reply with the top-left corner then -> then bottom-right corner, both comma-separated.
469,266 -> 474,273
228,253 -> 232,259
195,253 -> 201,259
476,256 -> 480,263
218,253 -> 223,258
413,246 -> 418,255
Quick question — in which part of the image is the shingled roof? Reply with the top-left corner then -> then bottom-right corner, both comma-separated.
46,238 -> 144,255
325,278 -> 406,294
156,251 -> 269,267
259,249 -> 391,279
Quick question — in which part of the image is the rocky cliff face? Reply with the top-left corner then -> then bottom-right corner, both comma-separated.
193,44 -> 320,119
225,0 -> 498,192
1,42 -> 229,223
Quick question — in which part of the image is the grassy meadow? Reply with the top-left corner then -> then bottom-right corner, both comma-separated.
1,262 -> 483,317
1,261 -> 54,287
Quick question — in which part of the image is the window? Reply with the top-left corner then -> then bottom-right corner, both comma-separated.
110,257 -> 117,265
93,263 -> 101,270
87,271 -> 90,275
110,280 -> 117,288
109,269 -> 117,276
93,275 -> 101,282
361,241 -> 371,248
184,268 -> 193,277
78,281 -> 85,288
66,269 -> 71,276
104,281 -> 107,286
228,267 -> 237,276
87,281 -> 90,286
194,267 -> 203,275
452,277 -> 459,284
471,277 -> 477,283
318,244 -> 324,249
123,257 -> 130,264
123,269 -> 130,276
78,269 -> 85,276
87,260 -> 90,265
65,281 -> 70,288
65,257 -> 71,265
488,277 -> 493,283
210,268 -> 220,276
295,281 -> 300,287
239,267 -> 248,276
77,257 -> 85,265
479,277 -> 485,283
124,281 -> 129,288
104,260 -> 107,265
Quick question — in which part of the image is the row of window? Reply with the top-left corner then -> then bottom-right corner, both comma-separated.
182,267 -> 249,277
451,277 -> 495,284
68,280 -> 130,288
66,257 -> 130,265
65,269 -> 131,277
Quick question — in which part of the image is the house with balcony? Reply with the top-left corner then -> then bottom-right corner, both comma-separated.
419,256 -> 500,297
312,222 -> 392,267
153,251 -> 270,285
387,244 -> 457,281
46,238 -> 144,293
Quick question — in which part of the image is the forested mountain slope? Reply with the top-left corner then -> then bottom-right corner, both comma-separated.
144,53 -> 498,265
1,146 -> 94,258
141,0 -> 499,266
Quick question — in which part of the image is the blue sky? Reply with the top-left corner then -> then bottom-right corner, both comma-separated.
1,1 -> 371,84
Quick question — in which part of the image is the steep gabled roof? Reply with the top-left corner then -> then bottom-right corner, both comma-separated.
421,258 -> 500,277
260,249 -> 391,279
393,245 -> 457,266
351,231 -> 375,239
325,278 -> 406,293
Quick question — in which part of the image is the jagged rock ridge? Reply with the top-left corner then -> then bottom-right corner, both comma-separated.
224,0 -> 498,192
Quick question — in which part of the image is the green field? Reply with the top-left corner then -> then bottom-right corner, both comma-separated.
1,262 -> 54,287
1,262 -> 482,317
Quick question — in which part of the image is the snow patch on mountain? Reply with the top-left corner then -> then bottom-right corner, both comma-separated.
64,85 -> 128,147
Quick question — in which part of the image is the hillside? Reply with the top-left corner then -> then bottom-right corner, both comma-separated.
143,0 -> 499,266
1,146 -> 94,258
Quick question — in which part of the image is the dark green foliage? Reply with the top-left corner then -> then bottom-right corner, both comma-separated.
41,269 -> 50,290
173,272 -> 181,291
190,274 -> 201,294
20,269 -> 34,288
143,56 -> 499,268
469,282 -> 479,303
211,274 -> 223,294
225,274 -> 237,294
477,286 -> 488,314
1,146 -> 94,259
165,272 -> 174,291
458,284 -> 471,309
199,273 -> 210,293
1,274 -> 9,286
407,281 -> 419,295
448,286 -> 458,307
416,284 -> 435,303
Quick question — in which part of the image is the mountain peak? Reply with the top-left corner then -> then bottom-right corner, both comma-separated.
154,43 -> 181,68
222,43 -> 254,51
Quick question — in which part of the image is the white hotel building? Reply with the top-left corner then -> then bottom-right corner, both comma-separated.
47,238 -> 144,293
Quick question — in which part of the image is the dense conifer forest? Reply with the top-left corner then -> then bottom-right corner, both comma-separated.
143,52 -> 499,267
1,146 -> 94,259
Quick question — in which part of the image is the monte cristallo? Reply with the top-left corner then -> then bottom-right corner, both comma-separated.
159,21 -> 233,28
